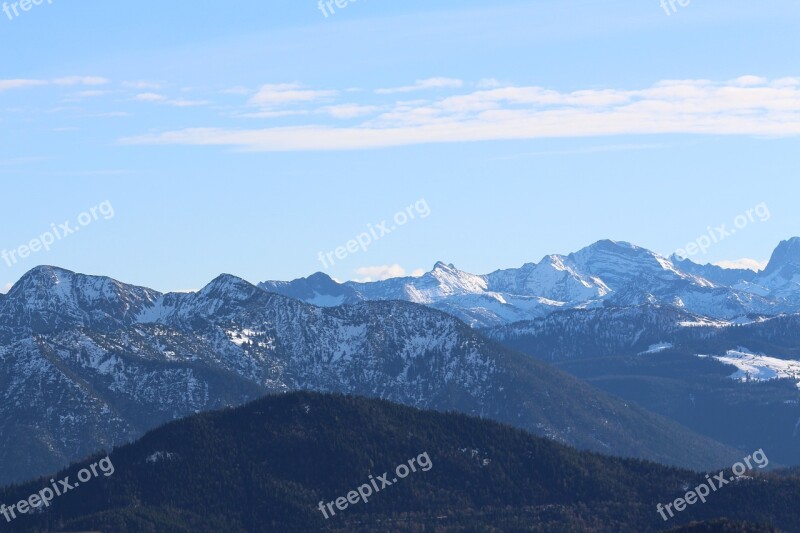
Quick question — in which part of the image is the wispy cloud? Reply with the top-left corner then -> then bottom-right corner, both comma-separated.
63,89 -> 113,102
120,76 -> 800,152
0,76 -> 109,92
353,264 -> 424,282
0,79 -> 47,91
133,92 -> 210,107
322,104 -> 381,119
168,98 -> 211,107
222,86 -> 251,95
53,76 -> 109,86
714,258 -> 769,271
72,90 -> 111,98
236,110 -> 310,119
249,83 -> 337,108
122,80 -> 162,90
134,92 -> 167,102
477,78 -> 505,89
376,77 -> 464,94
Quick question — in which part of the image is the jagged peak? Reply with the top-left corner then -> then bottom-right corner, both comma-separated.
432,261 -> 457,272
764,237 -> 800,274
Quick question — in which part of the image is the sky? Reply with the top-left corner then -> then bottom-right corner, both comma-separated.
1,0 -> 799,292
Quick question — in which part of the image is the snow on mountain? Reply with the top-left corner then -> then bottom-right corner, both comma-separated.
640,342 -> 674,354
262,262 -> 550,327
486,255 -> 608,302
569,240 -> 701,289
697,348 -> 800,388
349,261 -> 490,303
261,239 -> 793,327
0,265 -> 160,334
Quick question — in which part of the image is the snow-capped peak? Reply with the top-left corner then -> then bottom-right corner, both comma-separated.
1,265 -> 161,332
427,262 -> 487,294
7,265 -> 74,294
199,274 -> 260,301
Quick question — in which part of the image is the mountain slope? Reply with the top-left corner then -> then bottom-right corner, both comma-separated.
486,305 -> 800,467
0,392 -> 793,533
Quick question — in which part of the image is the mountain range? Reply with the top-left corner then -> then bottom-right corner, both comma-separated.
3,238 -> 800,488
261,238 -> 800,327
0,265 -> 740,487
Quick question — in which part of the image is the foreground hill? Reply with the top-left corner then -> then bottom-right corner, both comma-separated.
0,393 -> 794,532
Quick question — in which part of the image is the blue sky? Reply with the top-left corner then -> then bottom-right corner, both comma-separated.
1,0 -> 799,292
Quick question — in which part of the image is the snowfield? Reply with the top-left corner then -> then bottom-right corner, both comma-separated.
697,349 -> 800,388
640,342 -> 673,354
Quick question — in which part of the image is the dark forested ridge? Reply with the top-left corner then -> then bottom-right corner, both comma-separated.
0,392 -> 794,532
